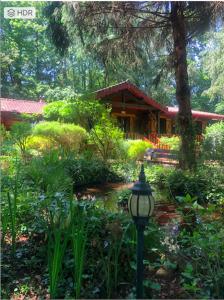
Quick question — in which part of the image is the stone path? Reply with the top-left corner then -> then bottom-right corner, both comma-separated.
154,201 -> 182,226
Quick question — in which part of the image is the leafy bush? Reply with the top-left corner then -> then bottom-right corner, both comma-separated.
89,113 -> 124,161
42,101 -> 65,120
67,155 -> 122,188
144,164 -> 174,189
43,98 -> 109,130
26,135 -> 55,153
10,122 -> 32,156
32,121 -> 88,153
203,121 -> 224,162
25,150 -> 73,194
127,140 -> 152,161
178,220 -> 224,299
144,164 -> 224,204
1,124 -> 7,143
159,136 -> 180,151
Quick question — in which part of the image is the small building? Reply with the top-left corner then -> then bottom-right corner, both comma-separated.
0,98 -> 45,129
1,81 -> 224,141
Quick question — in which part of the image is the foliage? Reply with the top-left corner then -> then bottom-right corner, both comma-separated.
10,122 -> 32,156
1,158 -> 22,256
71,205 -> 88,299
144,164 -> 224,205
67,154 -> 122,188
26,135 -> 54,153
89,113 -> 124,161
43,98 -> 110,130
159,136 -> 180,151
1,124 -> 7,143
178,220 -> 224,298
203,121 -> 224,162
44,86 -> 78,102
126,140 -> 152,161
32,121 -> 88,153
47,212 -> 69,298
24,150 -> 73,194
201,30 -> 224,113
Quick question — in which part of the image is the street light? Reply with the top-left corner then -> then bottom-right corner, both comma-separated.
128,164 -> 154,299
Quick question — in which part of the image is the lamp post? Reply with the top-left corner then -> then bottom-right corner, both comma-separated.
128,164 -> 154,299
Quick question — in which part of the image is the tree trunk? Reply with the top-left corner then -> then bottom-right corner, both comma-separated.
171,2 -> 196,170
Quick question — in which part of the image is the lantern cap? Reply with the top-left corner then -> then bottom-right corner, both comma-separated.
130,165 -> 153,195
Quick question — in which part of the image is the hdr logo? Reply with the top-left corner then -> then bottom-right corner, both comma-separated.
4,7 -> 36,19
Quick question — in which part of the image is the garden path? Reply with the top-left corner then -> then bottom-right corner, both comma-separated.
77,182 -> 182,226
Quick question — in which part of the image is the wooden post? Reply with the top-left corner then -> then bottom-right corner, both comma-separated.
166,119 -> 172,135
157,111 -> 160,134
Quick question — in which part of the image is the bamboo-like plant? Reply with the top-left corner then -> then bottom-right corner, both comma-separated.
46,192 -> 71,299
47,224 -> 69,299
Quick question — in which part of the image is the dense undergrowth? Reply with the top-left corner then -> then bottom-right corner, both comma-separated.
1,118 -> 224,299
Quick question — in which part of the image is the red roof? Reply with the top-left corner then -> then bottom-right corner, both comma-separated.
0,98 -> 45,115
167,106 -> 224,120
96,80 -> 168,113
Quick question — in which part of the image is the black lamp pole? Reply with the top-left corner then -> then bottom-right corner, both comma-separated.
135,217 -> 148,299
129,165 -> 154,299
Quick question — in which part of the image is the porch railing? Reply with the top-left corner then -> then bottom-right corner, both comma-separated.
125,132 -> 203,150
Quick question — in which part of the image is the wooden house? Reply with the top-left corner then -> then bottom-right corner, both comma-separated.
96,81 -> 224,142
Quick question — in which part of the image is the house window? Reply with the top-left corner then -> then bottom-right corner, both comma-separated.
159,118 -> 167,134
117,116 -> 131,133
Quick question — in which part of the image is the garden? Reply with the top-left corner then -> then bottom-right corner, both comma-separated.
1,2 -> 224,299
1,98 -> 224,299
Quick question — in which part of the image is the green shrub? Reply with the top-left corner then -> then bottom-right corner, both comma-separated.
67,155 -> 122,188
43,98 -> 109,130
32,121 -> 88,153
89,113 -> 124,161
26,135 -> 55,153
203,121 -> 224,162
11,122 -> 32,156
43,101 -> 65,120
127,140 -> 152,161
149,165 -> 224,204
0,124 -> 7,143
178,221 -> 224,298
159,136 -> 180,151
25,150 -> 72,194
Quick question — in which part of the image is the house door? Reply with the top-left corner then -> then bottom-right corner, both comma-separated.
117,116 -> 131,133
